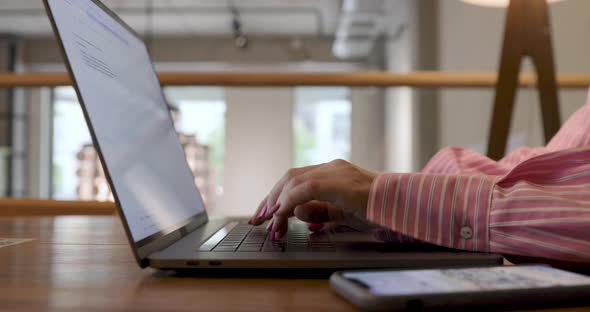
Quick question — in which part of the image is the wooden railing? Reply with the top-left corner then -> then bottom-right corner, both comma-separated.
1,70 -> 589,216
0,71 -> 589,88
0,198 -> 116,216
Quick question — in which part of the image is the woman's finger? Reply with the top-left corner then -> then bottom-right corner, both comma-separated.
293,201 -> 343,224
272,178 -> 339,238
264,164 -> 324,219
319,222 -> 338,231
249,197 -> 268,225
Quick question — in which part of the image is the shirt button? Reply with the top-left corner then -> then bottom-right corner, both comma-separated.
460,226 -> 473,239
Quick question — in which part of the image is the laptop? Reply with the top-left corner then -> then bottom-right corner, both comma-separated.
44,0 -> 502,272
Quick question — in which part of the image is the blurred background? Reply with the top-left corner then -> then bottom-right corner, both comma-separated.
0,0 -> 589,216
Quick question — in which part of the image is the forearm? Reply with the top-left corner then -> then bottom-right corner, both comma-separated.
488,148 -> 590,263
367,172 -> 497,252
367,148 -> 590,264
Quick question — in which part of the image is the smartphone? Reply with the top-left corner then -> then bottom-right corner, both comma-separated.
330,265 -> 590,311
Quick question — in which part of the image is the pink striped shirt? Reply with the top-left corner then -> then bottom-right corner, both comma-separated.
367,89 -> 590,265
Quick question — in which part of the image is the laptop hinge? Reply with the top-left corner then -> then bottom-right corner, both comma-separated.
137,213 -> 208,260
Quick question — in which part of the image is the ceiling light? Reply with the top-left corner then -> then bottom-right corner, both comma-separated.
461,0 -> 564,8
231,6 -> 248,49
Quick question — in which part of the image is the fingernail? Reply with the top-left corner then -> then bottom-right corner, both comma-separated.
266,220 -> 274,231
269,203 -> 281,217
308,223 -> 323,232
257,204 -> 268,220
266,203 -> 279,218
271,232 -> 276,240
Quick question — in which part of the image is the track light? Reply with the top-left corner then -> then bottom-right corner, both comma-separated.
231,6 -> 248,49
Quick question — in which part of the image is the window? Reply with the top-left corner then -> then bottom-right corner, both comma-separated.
50,85 -> 356,216
0,146 -> 9,196
293,87 -> 351,167
52,87 -> 92,200
51,86 -> 225,213
163,87 -> 225,212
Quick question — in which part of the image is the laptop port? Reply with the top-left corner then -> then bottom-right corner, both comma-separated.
209,261 -> 222,266
185,261 -> 200,266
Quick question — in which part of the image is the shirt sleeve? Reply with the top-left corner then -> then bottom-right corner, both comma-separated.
366,88 -> 590,264
366,147 -> 590,263
367,171 -> 498,252
489,147 -> 590,263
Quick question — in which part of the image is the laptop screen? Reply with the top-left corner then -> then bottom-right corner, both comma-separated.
47,0 -> 206,243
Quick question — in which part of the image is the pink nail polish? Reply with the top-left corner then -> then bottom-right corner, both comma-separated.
257,204 -> 268,219
265,203 -> 277,218
270,203 -> 281,215
308,223 -> 323,232
271,232 -> 276,240
266,220 -> 274,231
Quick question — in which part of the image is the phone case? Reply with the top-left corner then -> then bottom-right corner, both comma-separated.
330,267 -> 590,312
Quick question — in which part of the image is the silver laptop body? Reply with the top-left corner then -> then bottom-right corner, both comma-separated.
44,0 -> 502,272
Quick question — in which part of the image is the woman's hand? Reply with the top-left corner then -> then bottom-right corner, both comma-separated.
247,159 -> 379,239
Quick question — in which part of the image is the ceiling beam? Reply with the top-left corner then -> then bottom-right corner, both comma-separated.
0,6 -> 326,36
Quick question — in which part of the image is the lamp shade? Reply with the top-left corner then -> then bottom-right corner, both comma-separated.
462,0 -> 563,8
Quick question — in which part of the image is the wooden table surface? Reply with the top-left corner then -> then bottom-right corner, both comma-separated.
0,216 -> 588,312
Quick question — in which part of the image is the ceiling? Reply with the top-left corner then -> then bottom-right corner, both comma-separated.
0,0 -> 342,37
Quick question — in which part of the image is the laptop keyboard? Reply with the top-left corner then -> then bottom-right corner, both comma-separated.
209,222 -> 335,252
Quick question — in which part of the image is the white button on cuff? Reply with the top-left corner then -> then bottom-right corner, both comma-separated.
460,226 -> 473,239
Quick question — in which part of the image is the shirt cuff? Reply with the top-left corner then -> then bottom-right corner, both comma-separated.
367,173 -> 498,252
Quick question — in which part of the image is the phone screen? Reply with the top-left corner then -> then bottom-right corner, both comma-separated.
343,265 -> 590,296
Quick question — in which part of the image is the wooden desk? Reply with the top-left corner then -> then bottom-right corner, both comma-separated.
0,216 -> 588,312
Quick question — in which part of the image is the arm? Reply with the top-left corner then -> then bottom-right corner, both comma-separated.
367,147 -> 590,264
249,88 -> 590,263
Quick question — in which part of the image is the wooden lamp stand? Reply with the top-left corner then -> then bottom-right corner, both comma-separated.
486,0 -> 561,160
